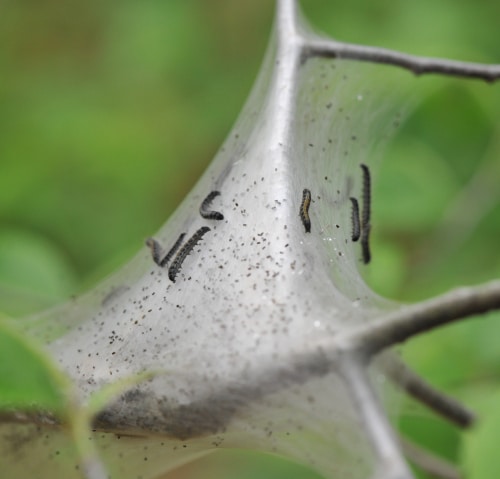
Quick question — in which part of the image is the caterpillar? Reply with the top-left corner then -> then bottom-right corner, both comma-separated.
361,224 -> 371,264
349,197 -> 360,242
359,163 -> 372,264
299,188 -> 312,233
360,163 -> 371,229
145,237 -> 162,265
168,226 -> 211,282
199,191 -> 224,220
145,233 -> 186,267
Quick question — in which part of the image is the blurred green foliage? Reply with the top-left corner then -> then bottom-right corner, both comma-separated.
0,318 -> 69,411
0,0 -> 499,478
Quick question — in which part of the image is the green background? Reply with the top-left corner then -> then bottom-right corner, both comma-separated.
1,0 -> 500,478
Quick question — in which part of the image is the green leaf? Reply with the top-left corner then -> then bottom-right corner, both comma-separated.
462,386 -> 500,479
0,318 -> 69,412
0,228 -> 77,315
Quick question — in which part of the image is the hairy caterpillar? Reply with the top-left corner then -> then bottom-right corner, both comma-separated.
145,233 -> 187,267
199,191 -> 224,220
361,224 -> 371,264
349,197 -> 361,242
299,188 -> 312,233
145,237 -> 162,265
360,163 -> 371,229
359,164 -> 372,264
168,226 -> 211,282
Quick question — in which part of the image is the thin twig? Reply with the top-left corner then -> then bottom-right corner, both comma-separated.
339,355 -> 413,479
348,280 -> 500,357
400,436 -> 462,479
305,38 -> 500,83
381,356 -> 475,428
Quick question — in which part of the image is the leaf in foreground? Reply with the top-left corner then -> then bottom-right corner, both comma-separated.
0,318 -> 68,412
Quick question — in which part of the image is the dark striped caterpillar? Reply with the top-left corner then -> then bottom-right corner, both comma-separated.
168,226 -> 211,282
199,191 -> 224,220
299,188 -> 312,233
359,163 -> 372,264
360,163 -> 371,230
361,224 -> 371,264
349,197 -> 360,242
145,233 -> 186,267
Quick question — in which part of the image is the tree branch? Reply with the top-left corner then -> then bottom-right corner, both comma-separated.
347,280 -> 500,357
339,355 -> 413,479
400,436 -> 462,479
304,38 -> 500,82
381,357 -> 475,428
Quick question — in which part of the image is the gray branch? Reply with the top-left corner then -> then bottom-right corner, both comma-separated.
339,355 -> 413,479
380,356 -> 475,428
400,436 -> 462,479
304,38 -> 500,82
347,280 -> 500,356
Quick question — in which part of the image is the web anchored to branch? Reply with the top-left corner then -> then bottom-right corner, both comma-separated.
2,1 -> 499,479
304,39 -> 500,82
